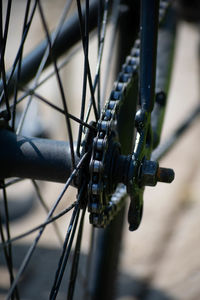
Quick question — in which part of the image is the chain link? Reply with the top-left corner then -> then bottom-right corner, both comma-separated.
88,0 -> 171,227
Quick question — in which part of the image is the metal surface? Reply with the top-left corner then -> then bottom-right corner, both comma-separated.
0,1 -> 175,230
88,0 -> 174,230
139,0 -> 159,112
0,129 -> 78,184
127,0 -> 174,230
90,206 -> 126,300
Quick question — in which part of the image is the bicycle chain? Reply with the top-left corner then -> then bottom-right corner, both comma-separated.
88,0 -> 171,228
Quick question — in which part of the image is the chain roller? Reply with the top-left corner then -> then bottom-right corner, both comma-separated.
88,0 -> 171,228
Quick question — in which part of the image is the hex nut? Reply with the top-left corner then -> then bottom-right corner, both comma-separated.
140,160 -> 159,186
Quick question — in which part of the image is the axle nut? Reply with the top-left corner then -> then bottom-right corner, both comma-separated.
140,160 -> 158,186
140,159 -> 175,186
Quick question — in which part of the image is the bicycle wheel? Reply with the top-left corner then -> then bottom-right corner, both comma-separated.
0,1 -> 140,299
0,0 -> 176,299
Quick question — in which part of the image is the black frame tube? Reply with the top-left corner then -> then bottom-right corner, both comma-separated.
140,0 -> 159,112
0,129 -> 78,184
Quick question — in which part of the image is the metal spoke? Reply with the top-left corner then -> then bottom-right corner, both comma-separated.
0,181 -> 19,300
84,0 -> 109,124
0,0 -> 37,105
76,0 -> 99,123
37,0 -> 76,169
101,0 -> 120,106
67,206 -> 86,300
76,0 -> 90,156
50,203 -> 81,299
32,180 -> 63,246
76,0 -> 109,154
30,43 -> 81,88
19,89 -> 97,131
11,0 -> 32,130
0,202 -> 77,248
6,153 -> 89,300
0,0 -> 12,119
4,178 -> 25,188
6,44 -> 81,112
97,0 -> 103,113
15,0 -> 74,138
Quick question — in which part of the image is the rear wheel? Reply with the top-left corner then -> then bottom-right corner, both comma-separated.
0,1 -> 140,299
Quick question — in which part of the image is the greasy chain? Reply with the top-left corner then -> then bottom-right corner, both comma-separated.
88,0 -> 171,227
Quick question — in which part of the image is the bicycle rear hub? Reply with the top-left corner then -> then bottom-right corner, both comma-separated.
0,123 -> 174,231
0,0 -> 175,232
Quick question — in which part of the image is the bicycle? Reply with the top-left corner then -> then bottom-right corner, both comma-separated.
0,1 -> 199,299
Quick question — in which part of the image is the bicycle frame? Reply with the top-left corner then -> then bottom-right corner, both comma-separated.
0,1 -> 198,214
0,1 -> 174,182
1,1 -> 200,300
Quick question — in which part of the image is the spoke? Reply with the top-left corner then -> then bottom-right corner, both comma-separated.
6,153 -> 88,300
50,202 -> 81,299
16,0 -> 73,136
32,43 -> 81,89
8,44 -> 81,110
101,0 -> 120,106
0,1 -> 120,299
67,206 -> 86,300
8,85 -> 96,133
0,202 -> 77,248
0,1 -> 37,105
19,88 -> 97,131
76,0 -> 109,154
84,0 -> 109,124
0,181 -> 19,300
97,0 -> 103,114
0,0 -> 12,119
30,0 -> 74,87
37,0 -> 76,169
23,90 -> 65,114
76,0 -> 99,121
32,180 -> 63,246
0,1 -> 2,42
76,0 -> 90,156
11,0 -> 31,130
4,178 -> 25,188
0,60 -> 10,120
0,211 -> 12,289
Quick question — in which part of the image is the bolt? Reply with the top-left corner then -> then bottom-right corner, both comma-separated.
140,160 -> 158,186
135,109 -> 147,132
156,167 -> 175,184
140,159 -> 175,186
156,91 -> 166,106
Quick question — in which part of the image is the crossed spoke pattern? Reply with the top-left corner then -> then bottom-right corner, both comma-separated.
0,0 -> 121,299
